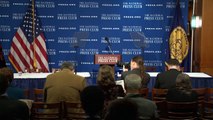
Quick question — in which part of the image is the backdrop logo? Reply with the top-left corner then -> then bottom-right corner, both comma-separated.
0,38 -> 9,42
46,38 -> 55,42
80,49 -> 99,55
0,25 -> 10,32
12,2 -> 28,6
122,49 -> 141,55
122,26 -> 142,32
144,14 -> 164,21
144,50 -> 162,54
58,27 -> 76,31
0,14 -> 9,18
48,49 -> 56,55
36,2 -> 55,8
101,37 -> 120,44
58,3 -> 76,7
58,37 -> 77,44
123,15 -> 141,19
123,2 -> 143,8
38,15 -> 54,19
79,25 -> 99,32
57,14 -> 77,20
0,1 -> 9,7
145,37 -> 163,44
102,3 -> 120,7
144,27 -> 162,31
101,14 -> 121,20
145,3 -> 163,7
102,27 -> 120,31
144,60 -> 162,67
80,15 -> 98,19
12,13 -> 25,20
43,26 -> 56,32
166,2 -> 176,8
79,2 -> 99,8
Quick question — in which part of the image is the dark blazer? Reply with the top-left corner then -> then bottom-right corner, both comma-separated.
0,96 -> 29,120
121,68 -> 150,88
166,87 -> 198,102
7,85 -> 25,100
154,69 -> 181,89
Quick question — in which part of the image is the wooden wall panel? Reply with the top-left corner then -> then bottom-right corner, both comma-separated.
200,0 -> 213,76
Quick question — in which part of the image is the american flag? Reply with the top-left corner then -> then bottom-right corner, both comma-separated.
9,2 -> 49,72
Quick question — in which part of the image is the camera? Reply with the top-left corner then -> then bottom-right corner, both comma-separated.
116,61 -> 130,70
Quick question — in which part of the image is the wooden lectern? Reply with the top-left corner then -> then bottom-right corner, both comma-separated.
94,54 -> 121,65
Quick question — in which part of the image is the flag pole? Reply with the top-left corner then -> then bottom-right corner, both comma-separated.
190,0 -> 196,72
32,0 -> 37,70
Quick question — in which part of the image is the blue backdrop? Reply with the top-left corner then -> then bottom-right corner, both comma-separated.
0,0 -> 188,73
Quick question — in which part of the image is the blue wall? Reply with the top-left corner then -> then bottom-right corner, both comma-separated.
0,0 -> 188,73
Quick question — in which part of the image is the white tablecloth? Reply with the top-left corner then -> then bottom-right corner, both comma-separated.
14,72 -> 91,79
117,72 -> 212,78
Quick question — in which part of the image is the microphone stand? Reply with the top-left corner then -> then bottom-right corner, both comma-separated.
105,37 -> 114,54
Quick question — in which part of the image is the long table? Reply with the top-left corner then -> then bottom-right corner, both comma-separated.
12,72 -> 213,98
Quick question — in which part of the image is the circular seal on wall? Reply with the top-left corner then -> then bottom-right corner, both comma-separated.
169,26 -> 189,64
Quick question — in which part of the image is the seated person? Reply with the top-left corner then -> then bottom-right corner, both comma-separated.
125,74 -> 158,120
0,67 -> 25,100
0,72 -> 29,119
121,55 -> 150,88
80,86 -> 105,120
44,61 -> 86,103
154,59 -> 182,89
97,65 -> 125,102
104,99 -> 138,120
166,73 -> 198,102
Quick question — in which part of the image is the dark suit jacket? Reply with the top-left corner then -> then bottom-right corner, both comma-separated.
0,96 -> 29,120
7,85 -> 25,100
121,68 -> 150,88
44,69 -> 86,103
154,69 -> 181,89
166,88 -> 198,102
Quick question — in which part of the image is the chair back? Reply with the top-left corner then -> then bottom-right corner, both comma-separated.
138,88 -> 149,99
23,89 -> 30,99
34,89 -> 44,102
192,88 -> 206,105
152,88 -> 168,102
63,101 -> 87,120
31,102 -> 62,120
166,101 -> 198,119
206,88 -> 213,102
202,101 -> 213,119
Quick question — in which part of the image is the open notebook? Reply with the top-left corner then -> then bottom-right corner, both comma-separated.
115,80 -> 126,93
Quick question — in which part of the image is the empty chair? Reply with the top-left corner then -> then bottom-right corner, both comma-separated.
33,89 -> 44,102
31,102 -> 62,120
152,88 -> 168,102
166,101 -> 198,119
63,101 -> 87,120
138,88 -> 149,99
202,101 -> 213,119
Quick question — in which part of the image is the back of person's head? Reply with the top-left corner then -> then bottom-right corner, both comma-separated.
125,74 -> 142,91
0,73 -> 9,95
0,67 -> 14,83
80,86 -> 105,117
97,65 -> 115,86
60,61 -> 74,71
104,99 -> 138,120
131,55 -> 144,68
176,73 -> 192,94
165,59 -> 180,70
